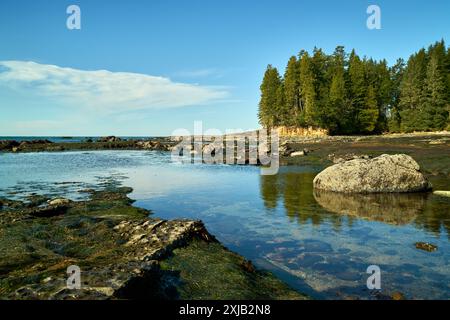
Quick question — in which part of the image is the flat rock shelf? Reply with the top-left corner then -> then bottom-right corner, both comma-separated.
0,186 -> 307,300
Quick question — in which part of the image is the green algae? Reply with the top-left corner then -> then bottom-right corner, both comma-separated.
0,185 -> 306,300
160,239 -> 307,300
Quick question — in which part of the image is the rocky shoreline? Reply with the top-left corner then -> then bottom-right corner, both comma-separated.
1,132 -> 449,300
0,137 -> 175,153
0,185 -> 307,300
1,132 -> 448,156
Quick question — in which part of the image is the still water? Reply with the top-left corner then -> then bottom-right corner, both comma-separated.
0,150 -> 449,299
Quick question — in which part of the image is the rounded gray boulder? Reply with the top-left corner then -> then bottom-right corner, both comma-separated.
313,154 -> 432,193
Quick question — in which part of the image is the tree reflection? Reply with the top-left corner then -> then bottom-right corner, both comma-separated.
259,174 -> 279,210
313,190 -> 427,225
260,170 -> 338,226
259,170 -> 450,237
413,195 -> 450,237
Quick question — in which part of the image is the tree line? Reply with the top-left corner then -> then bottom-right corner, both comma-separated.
258,40 -> 450,134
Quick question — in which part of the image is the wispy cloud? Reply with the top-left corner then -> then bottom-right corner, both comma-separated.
0,61 -> 229,113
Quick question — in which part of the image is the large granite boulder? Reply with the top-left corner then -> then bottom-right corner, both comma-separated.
313,154 -> 431,193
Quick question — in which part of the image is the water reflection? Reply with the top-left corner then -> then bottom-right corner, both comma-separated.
1,151 -> 449,299
413,195 -> 450,237
260,169 -> 450,236
314,190 -> 426,225
260,174 -> 279,210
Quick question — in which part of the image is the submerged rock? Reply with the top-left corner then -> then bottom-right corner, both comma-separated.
415,242 -> 438,252
313,154 -> 431,193
391,292 -> 405,300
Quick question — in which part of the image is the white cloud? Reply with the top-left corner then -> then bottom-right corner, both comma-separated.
0,61 -> 229,113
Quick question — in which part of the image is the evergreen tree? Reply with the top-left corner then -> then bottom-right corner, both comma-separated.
258,65 -> 282,128
258,40 -> 449,134
323,46 -> 347,133
374,60 -> 392,132
359,85 -> 379,133
327,67 -> 346,134
310,47 -> 330,126
283,56 -> 301,126
275,82 -> 286,126
423,53 -> 448,130
399,49 -> 427,131
446,47 -> 450,103
347,51 -> 367,133
298,52 -> 316,126
447,47 -> 450,130
388,58 -> 405,132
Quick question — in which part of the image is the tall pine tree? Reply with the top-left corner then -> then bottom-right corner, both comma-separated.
283,56 -> 301,126
347,51 -> 366,133
298,52 -> 316,126
388,58 -> 405,132
399,49 -> 427,131
258,65 -> 282,128
423,53 -> 448,130
359,85 -> 379,133
324,46 -> 347,134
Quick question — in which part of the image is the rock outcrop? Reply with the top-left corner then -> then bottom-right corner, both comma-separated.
0,140 -> 53,152
48,198 -> 71,206
313,154 -> 431,193
1,186 -> 306,300
279,142 -> 309,157
135,140 -> 172,151
98,136 -> 122,143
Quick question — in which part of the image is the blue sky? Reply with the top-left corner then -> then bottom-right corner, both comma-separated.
0,0 -> 449,136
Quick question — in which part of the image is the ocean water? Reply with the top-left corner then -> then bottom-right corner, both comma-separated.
0,150 -> 449,299
0,136 -> 152,143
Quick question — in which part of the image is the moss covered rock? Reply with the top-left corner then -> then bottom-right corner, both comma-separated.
0,186 -> 306,300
